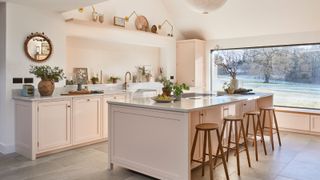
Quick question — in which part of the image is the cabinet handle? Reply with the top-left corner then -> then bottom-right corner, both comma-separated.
87,99 -> 90,102
67,105 -> 71,108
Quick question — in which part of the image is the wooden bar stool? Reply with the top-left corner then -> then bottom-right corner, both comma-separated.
191,123 -> 229,180
260,107 -> 282,151
244,111 -> 267,161
220,116 -> 251,176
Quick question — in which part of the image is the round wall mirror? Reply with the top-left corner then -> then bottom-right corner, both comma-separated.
24,32 -> 53,62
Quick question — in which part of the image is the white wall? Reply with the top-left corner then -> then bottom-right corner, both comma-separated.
0,2 -> 7,153
66,37 -> 160,81
1,2 -> 67,153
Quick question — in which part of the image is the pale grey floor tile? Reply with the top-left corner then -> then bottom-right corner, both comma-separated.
0,132 -> 319,180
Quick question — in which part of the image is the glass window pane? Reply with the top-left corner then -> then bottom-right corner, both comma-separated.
211,44 -> 320,109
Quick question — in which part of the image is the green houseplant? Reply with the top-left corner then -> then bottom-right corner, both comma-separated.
108,76 -> 121,84
91,76 -> 99,84
29,65 -> 65,96
160,78 -> 173,96
173,83 -> 189,101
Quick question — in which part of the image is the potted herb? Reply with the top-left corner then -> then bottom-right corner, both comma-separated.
91,76 -> 99,84
173,83 -> 189,101
160,78 -> 173,96
29,65 -> 65,96
108,76 -> 120,84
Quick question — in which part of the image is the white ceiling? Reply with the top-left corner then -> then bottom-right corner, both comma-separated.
163,0 -> 320,40
5,0 -> 108,12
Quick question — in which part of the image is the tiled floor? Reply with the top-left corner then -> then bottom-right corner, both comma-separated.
0,132 -> 319,180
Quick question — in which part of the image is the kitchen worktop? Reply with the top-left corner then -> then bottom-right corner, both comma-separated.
12,90 -> 130,101
108,93 -> 273,112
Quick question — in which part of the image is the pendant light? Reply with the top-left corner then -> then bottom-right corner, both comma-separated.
185,0 -> 227,14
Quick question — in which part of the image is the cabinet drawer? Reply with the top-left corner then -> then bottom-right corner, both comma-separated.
276,112 -> 309,131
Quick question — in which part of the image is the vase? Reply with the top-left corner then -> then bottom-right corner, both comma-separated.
38,80 -> 54,96
230,78 -> 239,90
174,95 -> 181,101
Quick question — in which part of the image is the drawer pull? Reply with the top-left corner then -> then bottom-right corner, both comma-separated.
87,99 -> 90,102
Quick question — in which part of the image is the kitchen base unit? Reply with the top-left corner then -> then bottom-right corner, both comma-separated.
14,92 -> 126,160
107,93 -> 273,180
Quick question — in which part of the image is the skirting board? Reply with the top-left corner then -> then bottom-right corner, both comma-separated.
0,143 -> 15,154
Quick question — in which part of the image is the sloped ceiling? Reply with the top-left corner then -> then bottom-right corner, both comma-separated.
162,0 -> 320,40
5,0 -> 108,12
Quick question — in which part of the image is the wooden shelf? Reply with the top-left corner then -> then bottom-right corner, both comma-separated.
65,18 -> 176,47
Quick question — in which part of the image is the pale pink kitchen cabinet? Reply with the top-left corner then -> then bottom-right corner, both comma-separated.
176,39 -> 206,88
73,96 -> 102,145
37,100 -> 72,153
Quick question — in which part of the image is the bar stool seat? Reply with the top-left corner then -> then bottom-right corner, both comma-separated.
196,123 -> 219,130
246,111 -> 260,115
191,123 -> 229,180
219,116 -> 251,176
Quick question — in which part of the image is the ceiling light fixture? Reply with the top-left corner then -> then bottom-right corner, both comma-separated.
185,0 -> 227,14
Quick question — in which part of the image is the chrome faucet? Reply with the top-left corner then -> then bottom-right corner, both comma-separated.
124,71 -> 132,90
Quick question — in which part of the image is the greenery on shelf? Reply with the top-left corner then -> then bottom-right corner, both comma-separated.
91,76 -> 99,84
29,65 -> 65,82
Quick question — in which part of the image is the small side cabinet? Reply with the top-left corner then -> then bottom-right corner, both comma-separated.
73,96 -> 102,145
37,100 -> 72,153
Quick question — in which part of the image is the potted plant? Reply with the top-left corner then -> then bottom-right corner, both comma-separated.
173,83 -> 189,101
160,78 -> 173,96
91,76 -> 99,84
29,65 -> 65,96
214,48 -> 246,89
223,82 -> 235,94
108,76 -> 121,84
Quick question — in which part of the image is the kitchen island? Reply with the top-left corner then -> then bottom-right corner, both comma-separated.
107,93 -> 273,180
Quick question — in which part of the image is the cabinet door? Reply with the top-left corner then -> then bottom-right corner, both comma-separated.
103,94 -> 126,138
311,115 -> 320,132
37,100 -> 71,152
176,42 -> 195,86
73,97 -> 102,145
276,112 -> 309,131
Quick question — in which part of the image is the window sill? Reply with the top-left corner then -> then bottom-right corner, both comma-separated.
275,106 -> 320,115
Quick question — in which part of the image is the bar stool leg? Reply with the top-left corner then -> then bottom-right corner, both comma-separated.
226,121 -> 233,162
241,120 -> 251,168
252,115 -> 258,161
216,129 -> 230,180
202,131 -> 208,176
207,130 -> 214,180
272,110 -> 282,146
214,121 -> 227,168
246,115 -> 250,138
261,109 -> 266,129
257,115 -> 267,155
190,129 -> 199,163
234,121 -> 241,175
268,110 -> 275,151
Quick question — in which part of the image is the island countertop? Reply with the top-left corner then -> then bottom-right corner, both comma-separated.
107,92 -> 273,112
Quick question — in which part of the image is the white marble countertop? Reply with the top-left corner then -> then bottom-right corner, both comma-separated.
12,90 -> 129,102
108,93 -> 273,112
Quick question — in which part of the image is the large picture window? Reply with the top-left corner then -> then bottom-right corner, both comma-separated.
211,43 -> 320,109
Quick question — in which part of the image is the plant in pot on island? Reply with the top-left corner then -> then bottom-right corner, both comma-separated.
173,83 -> 189,101
108,76 -> 120,84
214,48 -> 246,91
29,65 -> 65,96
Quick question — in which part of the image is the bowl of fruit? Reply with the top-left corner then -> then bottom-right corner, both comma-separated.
151,94 -> 175,103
